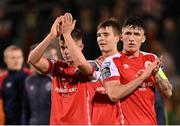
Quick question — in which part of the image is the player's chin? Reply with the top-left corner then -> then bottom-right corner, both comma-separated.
127,47 -> 137,53
99,48 -> 104,52
66,59 -> 73,64
63,58 -> 69,62
100,47 -> 108,52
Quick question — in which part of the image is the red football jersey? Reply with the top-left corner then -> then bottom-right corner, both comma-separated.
91,56 -> 122,125
101,51 -> 158,125
91,86 -> 123,124
46,59 -> 98,125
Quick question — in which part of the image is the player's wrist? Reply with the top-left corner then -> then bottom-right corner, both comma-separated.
63,31 -> 72,36
48,33 -> 56,39
46,33 -> 57,42
138,75 -> 145,86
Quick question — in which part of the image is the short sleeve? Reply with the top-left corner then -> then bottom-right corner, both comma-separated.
88,60 -> 101,82
101,55 -> 120,85
43,58 -> 56,74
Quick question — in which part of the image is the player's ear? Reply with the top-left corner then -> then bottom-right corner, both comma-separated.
120,33 -> 122,41
80,43 -> 84,51
142,35 -> 146,43
115,34 -> 120,43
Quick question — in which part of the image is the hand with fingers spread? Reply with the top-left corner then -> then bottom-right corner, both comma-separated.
62,13 -> 76,35
152,56 -> 162,76
49,16 -> 63,39
152,56 -> 173,98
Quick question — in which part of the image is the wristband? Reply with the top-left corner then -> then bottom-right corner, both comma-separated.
158,68 -> 168,80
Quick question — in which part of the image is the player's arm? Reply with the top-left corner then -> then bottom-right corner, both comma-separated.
28,16 -> 63,73
62,13 -> 93,76
102,57 -> 160,102
154,70 -> 172,98
153,57 -> 172,98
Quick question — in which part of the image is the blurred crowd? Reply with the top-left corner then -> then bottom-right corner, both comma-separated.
0,0 -> 180,124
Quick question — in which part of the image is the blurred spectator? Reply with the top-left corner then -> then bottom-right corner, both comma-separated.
22,44 -> 60,124
23,65 -> 51,124
0,45 -> 31,124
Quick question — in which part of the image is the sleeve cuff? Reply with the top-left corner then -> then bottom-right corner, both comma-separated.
103,76 -> 120,85
43,58 -> 52,74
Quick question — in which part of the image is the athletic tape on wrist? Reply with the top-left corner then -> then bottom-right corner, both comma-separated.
158,68 -> 168,80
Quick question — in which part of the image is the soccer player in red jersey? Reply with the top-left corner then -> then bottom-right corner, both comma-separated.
61,13 -> 122,124
101,16 -> 173,125
28,16 -> 99,125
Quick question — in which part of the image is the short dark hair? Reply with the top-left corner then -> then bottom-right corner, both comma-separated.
97,18 -> 121,35
60,28 -> 82,42
122,16 -> 146,34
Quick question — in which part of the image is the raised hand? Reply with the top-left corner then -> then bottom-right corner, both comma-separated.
152,56 -> 162,75
141,58 -> 161,80
49,16 -> 63,39
62,13 -> 76,35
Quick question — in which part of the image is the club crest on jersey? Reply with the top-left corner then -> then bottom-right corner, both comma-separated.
136,69 -> 144,77
144,61 -> 152,68
104,62 -> 111,67
102,67 -> 111,80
